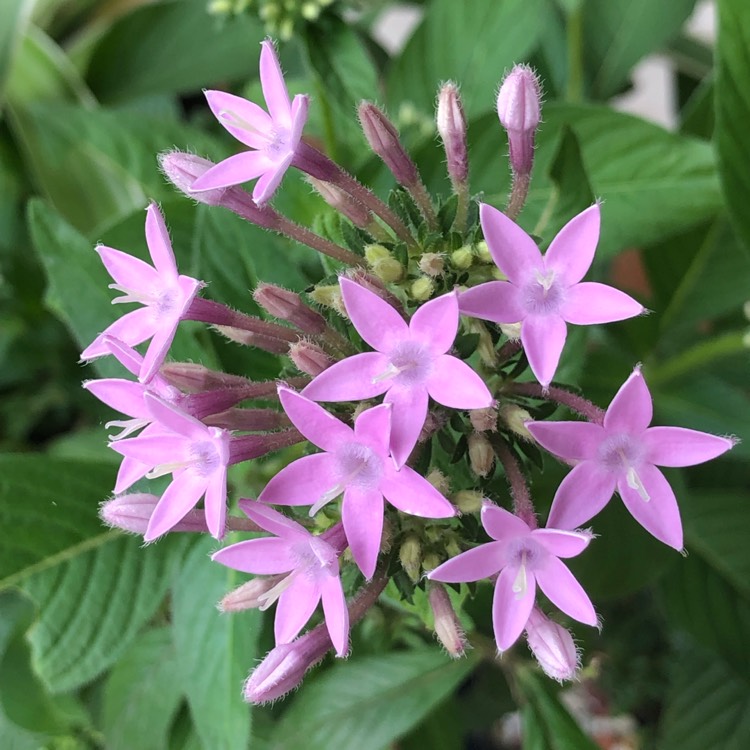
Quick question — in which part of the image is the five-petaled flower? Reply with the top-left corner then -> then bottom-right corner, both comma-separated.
429,502 -> 597,651
80,203 -> 203,383
259,388 -> 455,579
191,40 -> 308,204
109,393 -> 231,541
526,367 -> 735,549
303,278 -> 493,467
459,203 -> 644,388
213,501 -> 350,656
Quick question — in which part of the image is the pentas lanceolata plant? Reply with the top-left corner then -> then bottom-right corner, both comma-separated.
83,41 -> 736,700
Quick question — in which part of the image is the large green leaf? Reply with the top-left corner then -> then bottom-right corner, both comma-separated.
172,537 -> 261,750
659,642 -> 750,750
272,649 -> 478,750
716,0 -> 750,254
103,627 -> 184,750
0,0 -> 33,107
85,0 -> 264,103
28,198 -> 211,380
582,0 -> 697,99
387,0 -> 545,121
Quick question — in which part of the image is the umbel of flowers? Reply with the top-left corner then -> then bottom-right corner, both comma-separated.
84,40 -> 735,701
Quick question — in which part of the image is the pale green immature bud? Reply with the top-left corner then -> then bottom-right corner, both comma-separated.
418,253 -> 445,277
426,469 -> 450,496
475,240 -> 492,263
470,406 -> 498,433
365,245 -> 403,282
309,284 -> 346,316
410,276 -> 435,302
428,582 -> 467,658
422,553 -> 441,573
451,246 -> 474,270
468,432 -> 495,478
452,490 -> 484,514
364,244 -> 392,265
500,403 -> 534,440
399,535 -> 423,583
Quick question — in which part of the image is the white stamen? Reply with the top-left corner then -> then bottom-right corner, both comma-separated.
626,466 -> 650,502
108,283 -> 152,306
371,362 -> 401,384
512,551 -> 528,599
146,461 -> 191,479
257,573 -> 295,611
309,484 -> 344,517
220,109 -> 268,140
105,418 -> 149,441
534,268 -> 555,292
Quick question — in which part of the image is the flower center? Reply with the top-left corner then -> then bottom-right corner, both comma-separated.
292,537 -> 338,577
189,440 -> 222,477
521,269 -> 565,316
372,341 -> 433,387
598,433 -> 650,501
265,126 -> 291,159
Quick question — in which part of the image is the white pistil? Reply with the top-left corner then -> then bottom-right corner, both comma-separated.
371,362 -> 401,384
146,460 -> 192,479
626,466 -> 650,502
309,484 -> 344,517
109,283 -> 152,306
105,418 -> 149,441
534,268 -> 555,293
257,574 -> 295,611
512,551 -> 528,599
220,109 -> 268,141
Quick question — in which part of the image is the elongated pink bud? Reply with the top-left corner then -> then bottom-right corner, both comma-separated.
307,177 -> 372,228
159,363 -> 259,392
253,283 -> 327,335
203,407 -> 290,431
428,582 -> 466,658
437,82 -> 468,187
496,65 -> 541,176
213,325 -> 292,355
289,341 -> 332,377
101,493 -> 208,535
525,608 -> 579,682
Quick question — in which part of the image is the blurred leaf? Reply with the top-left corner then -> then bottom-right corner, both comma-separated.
172,537 -> 261,750
716,0 -> 750,254
0,0 -> 33,106
0,455 -> 114,589
272,649 -> 478,750
583,0 -> 697,99
28,198 -> 211,380
85,0 -> 264,103
387,0 -> 545,121
5,25 -> 96,107
13,102 -> 220,234
660,642 -> 750,749
103,627 -> 184,750
517,667 -> 599,749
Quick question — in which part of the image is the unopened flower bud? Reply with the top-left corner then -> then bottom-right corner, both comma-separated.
426,469 -> 450,496
475,240 -> 492,264
309,285 -> 345,316
428,582 -> 466,658
220,575 -> 285,613
418,253 -> 445,277
499,403 -> 534,440
307,177 -> 372,228
364,244 -> 391,265
365,245 -> 404,282
499,321 -> 522,341
289,340 -> 332,377
496,65 -> 541,176
419,410 -> 445,442
160,152 -> 227,206
468,432 -> 495,478
160,362 -> 250,392
213,325 -> 291,355
100,494 -> 208,535
452,490 -> 484,514
399,535 -> 422,583
410,276 -> 434,302
422,552 -> 441,572
436,82 -> 469,188
470,406 -> 498,433
451,247 -> 474,270
254,283 -> 327,335
358,102 -> 419,188
525,608 -> 579,682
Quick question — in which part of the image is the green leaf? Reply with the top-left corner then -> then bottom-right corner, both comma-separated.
0,0 -> 32,106
28,198 -> 211,380
103,627 -> 184,750
659,642 -> 750,750
172,537 -> 261,750
583,0 -> 697,99
272,649 -> 478,750
387,0 -> 545,121
716,0 -> 750,254
516,667 -> 599,750
85,0 -> 264,103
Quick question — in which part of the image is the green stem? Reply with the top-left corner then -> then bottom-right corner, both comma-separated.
566,5 -> 584,103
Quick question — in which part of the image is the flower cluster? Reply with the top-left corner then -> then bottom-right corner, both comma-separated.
85,42 -> 735,701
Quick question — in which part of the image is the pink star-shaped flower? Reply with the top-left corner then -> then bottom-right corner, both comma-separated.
302,278 -> 493,467
259,388 -> 455,579
81,204 -> 203,383
212,501 -> 349,656
526,367 -> 735,549
109,393 -> 231,541
459,203 -> 644,388
429,502 -> 597,651
191,40 -> 308,204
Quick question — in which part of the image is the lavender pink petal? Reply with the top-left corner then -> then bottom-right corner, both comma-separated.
429,542 -> 505,583
340,278 -> 409,352
521,314 -> 567,388
212,538 -> 297,574
458,281 -> 525,324
258,453 -> 338,507
547,462 -> 617,529
525,420 -> 604,462
384,386 -> 428,468
561,282 -> 644,325
409,291 -> 459,354
543,204 -> 600,286
642,426 -> 734,467
536,557 -> 597,625
604,367 -> 652,433
493,566 -> 536,651
342,486 -> 384,579
426,355 -> 493,409
480,203 -> 542,284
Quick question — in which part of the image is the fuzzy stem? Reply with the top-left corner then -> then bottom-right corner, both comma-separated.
452,181 -> 470,235
274,214 -> 364,267
490,436 -> 537,529
505,382 -> 605,424
505,171 -> 530,221
496,339 -> 523,365
409,179 -> 439,231
226,516 -> 263,533
229,429 -> 304,464
185,298 -> 299,342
